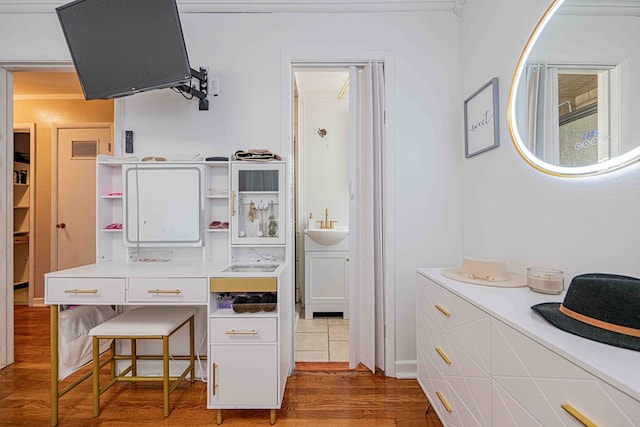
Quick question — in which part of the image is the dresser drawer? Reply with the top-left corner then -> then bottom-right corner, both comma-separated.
492,319 -> 640,427
46,277 -> 126,304
128,277 -> 207,303
209,317 -> 277,343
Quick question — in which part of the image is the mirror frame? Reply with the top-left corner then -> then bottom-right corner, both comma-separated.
508,0 -> 640,177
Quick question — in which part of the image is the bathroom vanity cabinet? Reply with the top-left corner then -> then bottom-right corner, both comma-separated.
304,243 -> 349,319
416,268 -> 640,427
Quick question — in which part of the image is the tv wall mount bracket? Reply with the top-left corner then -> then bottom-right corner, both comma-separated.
175,67 -> 209,111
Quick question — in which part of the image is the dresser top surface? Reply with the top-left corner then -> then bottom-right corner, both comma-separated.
418,267 -> 640,401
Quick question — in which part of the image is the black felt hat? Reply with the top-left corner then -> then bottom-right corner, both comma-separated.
531,273 -> 640,352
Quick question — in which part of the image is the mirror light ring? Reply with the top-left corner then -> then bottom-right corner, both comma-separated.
507,0 -> 640,177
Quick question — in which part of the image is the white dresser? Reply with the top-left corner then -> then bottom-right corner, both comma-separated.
417,268 -> 640,427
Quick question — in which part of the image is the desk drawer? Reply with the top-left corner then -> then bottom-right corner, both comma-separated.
128,277 -> 207,303
209,317 -> 277,343
46,277 -> 126,304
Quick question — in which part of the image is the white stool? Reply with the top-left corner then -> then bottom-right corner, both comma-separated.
88,306 -> 196,418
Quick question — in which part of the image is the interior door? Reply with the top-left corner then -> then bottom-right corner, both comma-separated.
54,125 -> 112,271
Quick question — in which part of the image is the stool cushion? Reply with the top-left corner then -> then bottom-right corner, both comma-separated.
89,307 -> 196,337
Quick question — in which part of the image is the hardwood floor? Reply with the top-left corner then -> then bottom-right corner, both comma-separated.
1,306 -> 443,426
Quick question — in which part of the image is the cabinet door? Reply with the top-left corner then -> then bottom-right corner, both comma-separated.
304,251 -> 349,318
231,163 -> 285,245
209,344 -> 278,408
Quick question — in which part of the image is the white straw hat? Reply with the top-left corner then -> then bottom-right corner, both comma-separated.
442,257 -> 526,287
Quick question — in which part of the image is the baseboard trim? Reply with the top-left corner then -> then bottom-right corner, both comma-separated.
394,359 -> 417,379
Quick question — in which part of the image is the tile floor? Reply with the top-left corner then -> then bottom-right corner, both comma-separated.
295,315 -> 349,362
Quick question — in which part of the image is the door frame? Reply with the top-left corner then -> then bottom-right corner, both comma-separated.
281,50 -> 396,376
50,123 -> 113,272
1,61 -> 76,369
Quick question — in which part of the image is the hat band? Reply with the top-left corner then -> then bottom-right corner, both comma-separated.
559,304 -> 640,338
461,272 -> 503,282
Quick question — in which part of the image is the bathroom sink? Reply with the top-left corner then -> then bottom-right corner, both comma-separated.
304,228 -> 349,245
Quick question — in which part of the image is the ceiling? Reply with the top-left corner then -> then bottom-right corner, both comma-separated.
0,0 -> 461,14
294,69 -> 350,97
13,71 -> 83,96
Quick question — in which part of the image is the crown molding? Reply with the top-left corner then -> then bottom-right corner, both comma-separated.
561,0 -> 640,16
0,0 -> 459,14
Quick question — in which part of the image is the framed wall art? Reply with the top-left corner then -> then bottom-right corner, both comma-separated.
464,77 -> 499,158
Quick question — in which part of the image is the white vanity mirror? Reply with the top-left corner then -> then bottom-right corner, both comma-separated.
124,164 -> 203,246
508,0 -> 640,176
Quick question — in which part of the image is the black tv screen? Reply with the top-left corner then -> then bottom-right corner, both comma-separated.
56,0 -> 192,100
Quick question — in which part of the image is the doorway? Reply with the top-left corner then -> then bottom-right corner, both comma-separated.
284,53 -> 393,375
293,67 -> 351,365
1,65 -> 114,370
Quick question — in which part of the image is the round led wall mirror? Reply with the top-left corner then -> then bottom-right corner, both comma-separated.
508,0 -> 640,176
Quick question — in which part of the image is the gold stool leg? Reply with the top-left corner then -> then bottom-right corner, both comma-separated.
92,336 -> 101,417
270,409 -> 277,425
110,340 -> 116,379
131,338 -> 137,377
189,316 -> 195,383
216,409 -> 223,425
163,335 -> 170,417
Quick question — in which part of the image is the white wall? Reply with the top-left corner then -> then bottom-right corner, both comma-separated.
0,9 -> 462,373
459,0 -> 640,281
300,95 -> 350,228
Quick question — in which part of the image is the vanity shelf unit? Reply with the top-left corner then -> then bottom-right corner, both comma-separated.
416,268 -> 640,427
96,155 -> 233,265
204,160 -> 231,266
230,162 -> 285,247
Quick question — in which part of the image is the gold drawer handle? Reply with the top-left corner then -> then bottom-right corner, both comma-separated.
561,404 -> 597,427
435,347 -> 452,365
225,329 -> 258,335
436,391 -> 452,413
212,363 -> 217,396
64,288 -> 98,294
147,289 -> 181,294
435,304 -> 451,317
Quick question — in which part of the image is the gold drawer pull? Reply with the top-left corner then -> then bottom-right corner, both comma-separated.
147,289 -> 181,294
212,363 -> 217,396
561,404 -> 597,427
435,304 -> 451,317
435,347 -> 452,365
436,391 -> 452,413
225,329 -> 258,335
64,288 -> 98,294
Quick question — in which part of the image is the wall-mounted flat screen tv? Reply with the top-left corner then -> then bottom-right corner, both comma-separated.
56,0 -> 192,100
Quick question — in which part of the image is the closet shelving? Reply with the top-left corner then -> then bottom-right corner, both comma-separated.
13,124 -> 35,302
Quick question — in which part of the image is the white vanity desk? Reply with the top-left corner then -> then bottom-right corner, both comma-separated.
417,268 -> 640,427
46,260 -> 287,426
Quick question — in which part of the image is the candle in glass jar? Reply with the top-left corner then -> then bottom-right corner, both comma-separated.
527,267 -> 564,294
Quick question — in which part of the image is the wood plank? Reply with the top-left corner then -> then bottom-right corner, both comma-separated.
0,306 -> 443,426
